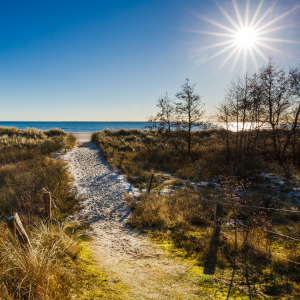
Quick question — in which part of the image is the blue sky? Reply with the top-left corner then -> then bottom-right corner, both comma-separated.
1,0 -> 299,121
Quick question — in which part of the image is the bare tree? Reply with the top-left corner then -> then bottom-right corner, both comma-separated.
259,59 -> 291,165
149,79 -> 205,156
288,65 -> 300,161
148,93 -> 182,154
175,79 -> 205,156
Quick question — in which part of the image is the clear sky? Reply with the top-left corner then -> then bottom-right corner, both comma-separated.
1,0 -> 299,121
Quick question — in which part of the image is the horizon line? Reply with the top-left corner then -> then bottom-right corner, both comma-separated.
0,120 -> 149,122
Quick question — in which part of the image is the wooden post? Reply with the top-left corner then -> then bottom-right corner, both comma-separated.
44,191 -> 52,218
213,201 -> 224,236
112,149 -> 114,157
147,174 -> 154,194
6,213 -> 32,250
119,155 -> 122,168
43,191 -> 57,218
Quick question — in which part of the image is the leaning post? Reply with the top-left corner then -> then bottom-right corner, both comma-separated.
6,213 -> 32,250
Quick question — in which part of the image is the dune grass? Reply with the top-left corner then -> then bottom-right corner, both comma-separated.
92,128 -> 300,298
126,189 -> 300,299
0,221 -> 128,300
0,127 -> 127,300
91,128 -> 295,188
0,127 -> 78,217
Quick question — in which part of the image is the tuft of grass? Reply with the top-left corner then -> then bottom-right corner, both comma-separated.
0,221 -> 79,300
0,220 -> 127,300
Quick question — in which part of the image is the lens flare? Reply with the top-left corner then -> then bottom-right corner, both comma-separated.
190,0 -> 300,75
235,27 -> 257,49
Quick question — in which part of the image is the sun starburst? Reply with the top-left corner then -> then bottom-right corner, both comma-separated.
190,0 -> 300,75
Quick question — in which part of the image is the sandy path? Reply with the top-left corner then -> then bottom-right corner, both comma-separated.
69,132 -> 94,142
64,142 -> 202,299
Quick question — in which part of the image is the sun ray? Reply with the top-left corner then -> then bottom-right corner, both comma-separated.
196,43 -> 236,65
197,15 -> 237,34
255,40 -> 286,55
198,39 -> 236,51
256,6 -> 300,32
256,24 -> 294,36
249,0 -> 264,27
252,1 -> 278,30
232,0 -> 244,28
216,3 -> 240,31
248,47 -> 259,70
185,29 -> 235,38
252,44 -> 268,62
230,48 -> 243,75
245,0 -> 250,27
243,48 -> 248,74
212,45 -> 240,76
256,37 -> 300,44
191,0 -> 298,75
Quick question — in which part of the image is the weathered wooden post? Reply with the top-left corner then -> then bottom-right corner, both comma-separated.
147,174 -> 154,194
119,155 -> 123,168
43,190 -> 57,219
43,191 -> 52,218
6,213 -> 32,250
112,149 -> 114,157
213,201 -> 224,236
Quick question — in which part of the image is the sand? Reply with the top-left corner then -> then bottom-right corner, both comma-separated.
69,132 -> 93,142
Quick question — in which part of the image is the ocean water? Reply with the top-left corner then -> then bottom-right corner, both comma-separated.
0,122 -> 149,132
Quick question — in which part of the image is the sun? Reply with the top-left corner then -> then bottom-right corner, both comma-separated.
235,27 -> 257,49
190,0 -> 300,75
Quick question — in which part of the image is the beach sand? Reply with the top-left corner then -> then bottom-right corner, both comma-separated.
70,132 -> 93,142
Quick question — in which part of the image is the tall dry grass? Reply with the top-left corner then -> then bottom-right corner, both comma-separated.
0,127 -> 78,217
91,128 -> 288,190
127,188 -> 300,298
92,128 -> 300,298
0,221 -> 80,300
0,127 -> 81,299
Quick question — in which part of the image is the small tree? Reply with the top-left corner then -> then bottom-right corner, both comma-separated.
175,79 -> 205,156
149,79 -> 205,156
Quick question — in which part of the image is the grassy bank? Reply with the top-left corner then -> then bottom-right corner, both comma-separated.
91,128 -> 300,195
0,127 -> 126,299
92,128 -> 300,298
0,127 -> 78,217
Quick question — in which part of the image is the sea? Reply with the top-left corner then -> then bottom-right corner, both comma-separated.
0,122 -> 149,132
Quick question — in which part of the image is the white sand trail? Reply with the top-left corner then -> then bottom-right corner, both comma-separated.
64,142 -> 202,299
